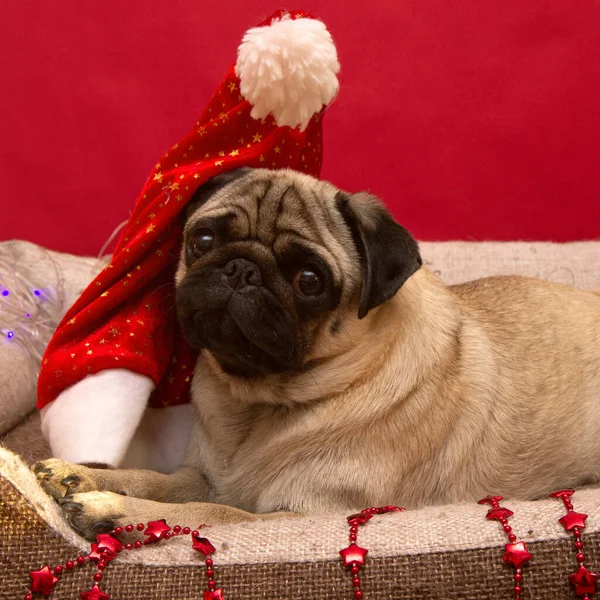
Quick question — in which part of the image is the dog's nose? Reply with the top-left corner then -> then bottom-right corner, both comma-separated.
223,258 -> 263,290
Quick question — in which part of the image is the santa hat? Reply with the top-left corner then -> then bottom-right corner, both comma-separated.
37,9 -> 340,469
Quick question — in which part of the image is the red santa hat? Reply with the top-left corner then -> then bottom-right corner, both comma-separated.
37,9 -> 340,469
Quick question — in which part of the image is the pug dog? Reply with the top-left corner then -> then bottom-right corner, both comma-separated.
33,168 -> 600,539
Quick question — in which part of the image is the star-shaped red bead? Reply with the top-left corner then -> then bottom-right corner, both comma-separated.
30,565 -> 59,595
477,495 -> 504,506
486,507 -> 514,520
144,519 -> 171,543
340,543 -> 368,567
548,489 -> 575,499
569,565 -> 599,596
347,512 -> 373,526
80,584 -> 110,600
559,511 -> 588,532
192,534 -> 216,556
96,533 -> 123,555
88,543 -> 116,564
503,541 -> 532,569
203,589 -> 224,600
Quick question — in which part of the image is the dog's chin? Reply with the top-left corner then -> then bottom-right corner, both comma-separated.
209,347 -> 289,379
176,276 -> 302,378
181,309 -> 299,379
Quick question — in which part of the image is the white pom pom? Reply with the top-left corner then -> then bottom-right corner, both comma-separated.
235,16 -> 340,131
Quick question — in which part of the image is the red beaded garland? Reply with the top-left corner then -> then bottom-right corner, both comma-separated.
479,495 -> 531,600
550,489 -> 598,599
25,495 -> 599,600
340,506 -> 405,599
189,531 -> 224,599
26,520 -> 215,600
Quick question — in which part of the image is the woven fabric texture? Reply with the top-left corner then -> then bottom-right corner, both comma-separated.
2,447 -> 600,599
421,241 -> 600,289
1,447 -> 599,599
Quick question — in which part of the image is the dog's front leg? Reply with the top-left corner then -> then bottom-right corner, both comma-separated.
55,492 -> 295,540
32,459 -> 209,503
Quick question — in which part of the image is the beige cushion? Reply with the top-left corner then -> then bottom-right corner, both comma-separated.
421,240 -> 599,288
0,241 -> 106,436
2,445 -> 600,599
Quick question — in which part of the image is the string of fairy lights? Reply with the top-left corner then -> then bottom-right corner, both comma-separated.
0,223 -> 122,377
0,251 -> 66,379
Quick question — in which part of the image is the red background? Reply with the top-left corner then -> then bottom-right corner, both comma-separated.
1,1 -> 598,256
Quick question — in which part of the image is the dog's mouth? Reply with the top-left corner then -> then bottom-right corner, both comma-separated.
178,286 -> 300,378
195,312 -> 294,378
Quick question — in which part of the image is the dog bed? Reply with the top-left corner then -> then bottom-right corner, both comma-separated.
1,239 -> 599,599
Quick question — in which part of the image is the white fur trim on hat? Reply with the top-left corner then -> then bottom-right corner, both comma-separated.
40,369 -> 153,467
235,15 -> 340,131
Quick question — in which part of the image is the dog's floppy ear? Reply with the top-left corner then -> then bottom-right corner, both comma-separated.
337,191 -> 422,319
185,168 -> 252,220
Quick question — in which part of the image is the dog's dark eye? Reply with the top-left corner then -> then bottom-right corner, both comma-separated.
293,268 -> 325,298
188,228 -> 215,259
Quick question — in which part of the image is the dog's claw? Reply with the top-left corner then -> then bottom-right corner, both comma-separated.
91,520 -> 116,535
32,462 -> 52,478
59,497 -> 84,514
61,475 -> 81,490
62,503 -> 84,514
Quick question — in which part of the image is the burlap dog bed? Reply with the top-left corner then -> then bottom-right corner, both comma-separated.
1,240 -> 599,599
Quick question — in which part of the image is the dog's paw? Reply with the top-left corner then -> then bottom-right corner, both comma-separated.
32,459 -> 99,500
58,491 -> 127,540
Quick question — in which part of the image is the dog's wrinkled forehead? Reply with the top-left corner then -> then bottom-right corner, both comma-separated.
184,168 -> 357,283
